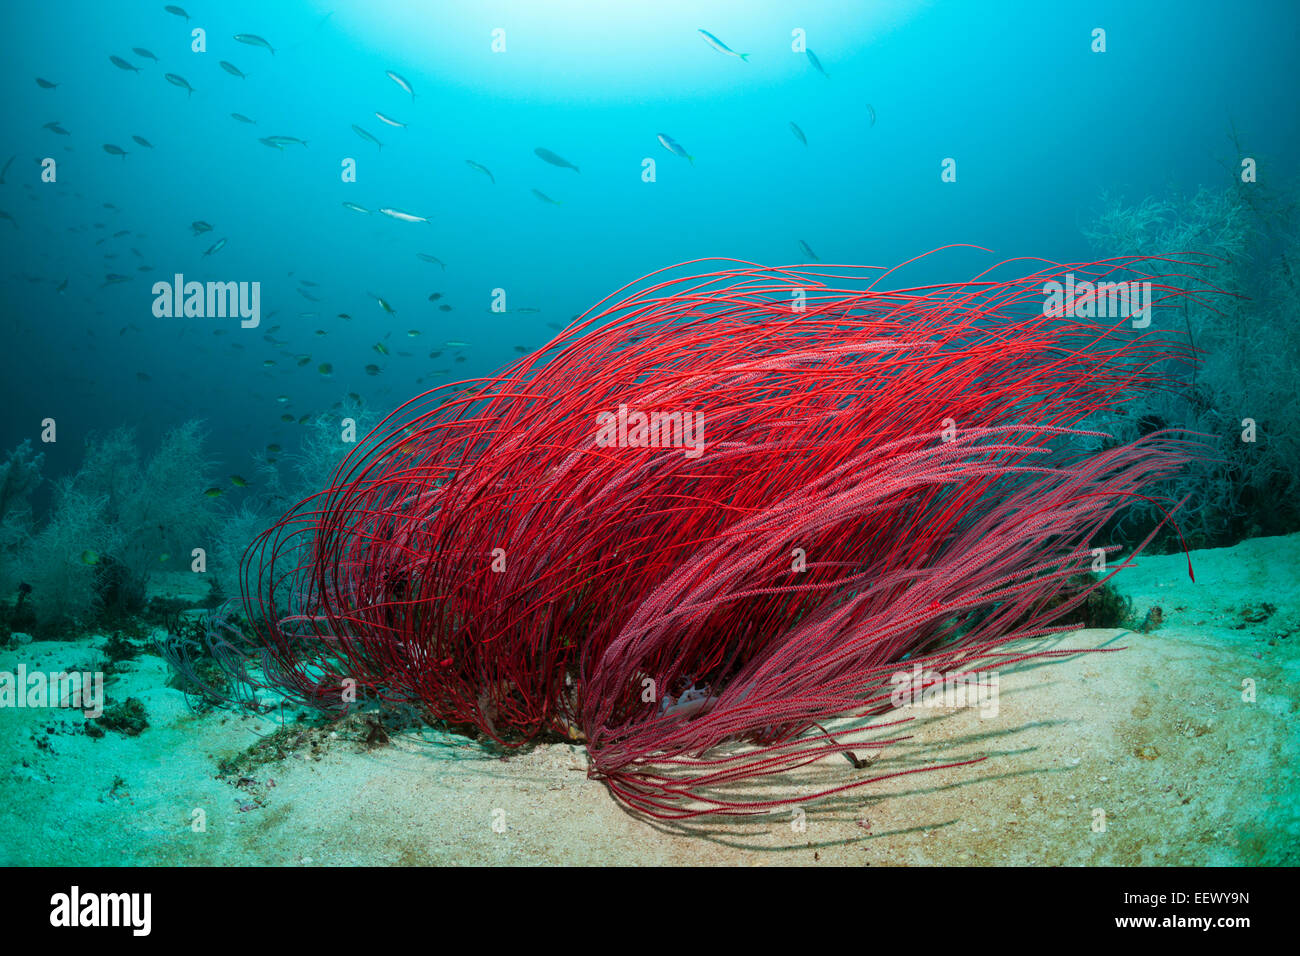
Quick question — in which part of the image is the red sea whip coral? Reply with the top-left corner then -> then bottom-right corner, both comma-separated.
241,253 -> 1205,819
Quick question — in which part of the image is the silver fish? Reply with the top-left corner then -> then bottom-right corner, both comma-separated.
219,61 -> 247,78
102,144 -> 128,157
132,135 -> 154,148
342,201 -> 370,214
379,207 -> 429,224
656,133 -> 694,164
806,49 -> 828,77
798,239 -> 820,262
352,125 -> 383,149
385,70 -> 415,99
698,29 -> 749,61
230,112 -> 256,124
531,188 -> 562,206
203,237 -> 228,256
789,121 -> 807,146
374,111 -> 406,128
109,55 -> 139,72
133,47 -> 158,61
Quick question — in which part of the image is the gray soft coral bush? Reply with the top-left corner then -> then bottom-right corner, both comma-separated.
1084,184 -> 1300,548
117,421 -> 217,589
23,483 -> 121,633
19,422 -> 218,635
0,439 -> 45,599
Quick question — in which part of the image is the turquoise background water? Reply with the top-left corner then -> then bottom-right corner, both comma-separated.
1,0 -> 1296,479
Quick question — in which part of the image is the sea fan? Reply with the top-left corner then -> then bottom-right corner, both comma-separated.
240,253 -> 1210,818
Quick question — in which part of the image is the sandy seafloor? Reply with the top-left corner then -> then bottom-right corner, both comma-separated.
2,534 -> 1297,867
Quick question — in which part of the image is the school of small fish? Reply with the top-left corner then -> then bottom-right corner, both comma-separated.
8,17 -> 874,477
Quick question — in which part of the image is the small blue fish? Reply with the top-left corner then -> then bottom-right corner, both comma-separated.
789,122 -> 807,146
164,72 -> 195,96
534,147 -> 580,173
806,49 -> 829,77
465,160 -> 495,184
233,33 -> 275,55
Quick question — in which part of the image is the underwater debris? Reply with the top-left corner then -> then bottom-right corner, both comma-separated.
92,697 -> 148,736
1236,602 -> 1277,626
1138,606 -> 1165,632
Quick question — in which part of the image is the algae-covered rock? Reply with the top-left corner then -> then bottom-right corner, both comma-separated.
92,697 -> 149,736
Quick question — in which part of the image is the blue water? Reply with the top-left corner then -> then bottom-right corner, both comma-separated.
1,0 -> 1296,479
